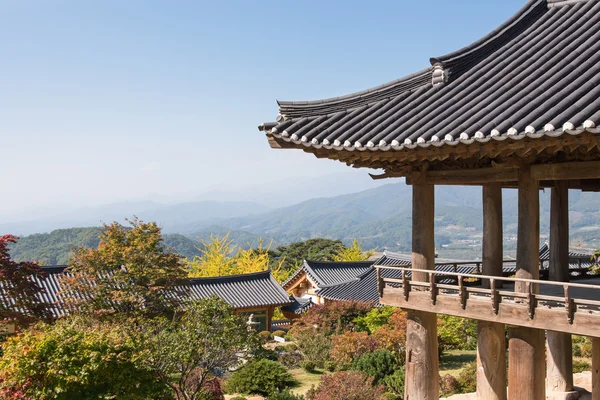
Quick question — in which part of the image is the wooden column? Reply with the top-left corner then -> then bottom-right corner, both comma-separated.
404,183 -> 439,400
478,184 -> 507,400
547,181 -> 574,393
508,167 -> 546,400
593,338 -> 600,400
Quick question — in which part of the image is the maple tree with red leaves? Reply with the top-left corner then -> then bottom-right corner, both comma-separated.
0,235 -> 51,325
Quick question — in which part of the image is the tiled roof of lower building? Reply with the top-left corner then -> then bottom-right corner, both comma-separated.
282,260 -> 374,289
7,267 -> 292,318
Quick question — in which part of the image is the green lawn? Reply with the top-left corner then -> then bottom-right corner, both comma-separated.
289,368 -> 328,395
440,350 -> 477,377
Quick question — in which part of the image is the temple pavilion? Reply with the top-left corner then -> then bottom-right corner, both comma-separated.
258,0 -> 600,398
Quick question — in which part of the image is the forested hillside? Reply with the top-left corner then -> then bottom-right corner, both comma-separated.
8,228 -> 203,264
7,183 -> 600,263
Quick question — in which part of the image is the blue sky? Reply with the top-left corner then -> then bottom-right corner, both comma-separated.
1,0 -> 527,214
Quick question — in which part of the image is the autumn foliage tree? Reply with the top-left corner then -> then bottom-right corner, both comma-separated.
332,239 -> 375,262
186,233 -> 289,282
0,235 -> 51,325
63,218 -> 187,318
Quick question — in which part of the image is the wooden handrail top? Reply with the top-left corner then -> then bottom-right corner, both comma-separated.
377,266 -> 600,291
388,257 -> 593,268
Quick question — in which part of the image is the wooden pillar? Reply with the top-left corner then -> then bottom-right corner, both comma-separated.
593,338 -> 600,400
404,183 -> 439,400
547,181 -> 574,393
478,184 -> 507,400
508,167 -> 546,400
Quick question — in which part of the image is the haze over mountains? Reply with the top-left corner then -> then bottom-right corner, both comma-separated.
7,181 -> 600,265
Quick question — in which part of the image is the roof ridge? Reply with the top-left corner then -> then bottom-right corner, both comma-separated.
431,0 -> 548,79
276,69 -> 432,118
188,269 -> 272,283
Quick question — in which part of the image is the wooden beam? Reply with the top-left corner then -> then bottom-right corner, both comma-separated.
380,288 -> 600,337
531,161 -> 600,181
409,167 -> 518,185
405,183 -> 439,400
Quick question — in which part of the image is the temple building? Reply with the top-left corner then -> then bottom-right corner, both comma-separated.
8,267 -> 293,332
282,259 -> 374,304
258,0 -> 600,398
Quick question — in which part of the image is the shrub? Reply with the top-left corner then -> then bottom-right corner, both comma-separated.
291,301 -> 372,336
382,367 -> 405,396
0,317 -> 168,400
351,350 -> 398,385
268,389 -> 305,400
230,397 -> 247,400
330,331 -> 378,370
294,329 -> 332,370
275,345 -> 287,352
226,359 -> 296,396
260,330 -> 273,342
371,326 -> 406,361
354,306 -> 396,333
457,361 -> 477,393
306,371 -> 386,400
439,374 -> 461,397
278,351 -> 304,369
302,360 -> 317,373
437,316 -> 477,351
272,330 -> 287,338
573,360 -> 591,373
581,342 -> 593,358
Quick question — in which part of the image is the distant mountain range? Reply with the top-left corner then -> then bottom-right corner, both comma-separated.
7,183 -> 600,264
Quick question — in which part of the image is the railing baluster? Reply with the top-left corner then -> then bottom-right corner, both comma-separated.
490,278 -> 499,314
526,282 -> 535,319
564,285 -> 574,324
429,272 -> 437,305
458,275 -> 466,309
402,269 -> 409,301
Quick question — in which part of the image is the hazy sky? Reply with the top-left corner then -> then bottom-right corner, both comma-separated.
1,0 -> 526,214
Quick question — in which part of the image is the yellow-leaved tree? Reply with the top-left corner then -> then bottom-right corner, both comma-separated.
332,239 -> 375,262
187,233 -> 290,282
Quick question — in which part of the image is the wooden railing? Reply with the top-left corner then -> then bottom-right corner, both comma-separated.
376,266 -> 600,337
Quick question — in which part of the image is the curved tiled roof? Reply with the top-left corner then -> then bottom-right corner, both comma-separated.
4,267 -> 292,318
282,260 -> 375,289
281,296 -> 314,315
259,0 -> 600,164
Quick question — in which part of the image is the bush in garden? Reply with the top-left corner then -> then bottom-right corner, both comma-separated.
330,331 -> 378,370
230,397 -> 247,400
302,360 -> 318,373
306,371 -> 386,400
0,317 -> 168,400
268,389 -> 305,400
272,330 -> 287,338
294,328 -> 332,370
457,361 -> 477,393
351,350 -> 398,385
437,316 -> 477,351
260,330 -> 273,342
226,359 -> 296,396
382,367 -> 405,397
291,301 -> 372,335
278,350 -> 304,369
371,325 -> 406,361
353,306 -> 396,333
439,374 -> 461,397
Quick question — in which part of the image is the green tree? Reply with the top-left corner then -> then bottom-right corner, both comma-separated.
272,239 -> 345,269
0,317 -> 167,400
139,296 -> 259,400
226,359 -> 296,396
353,306 -> 395,334
332,239 -> 374,262
63,218 -> 187,318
